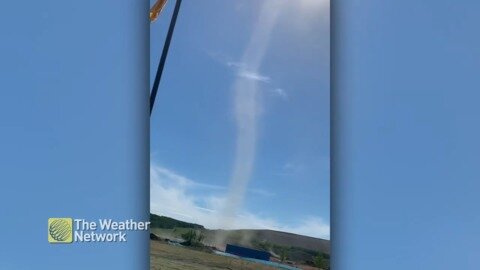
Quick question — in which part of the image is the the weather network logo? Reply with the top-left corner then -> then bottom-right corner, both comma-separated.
47,217 -> 150,244
48,218 -> 73,244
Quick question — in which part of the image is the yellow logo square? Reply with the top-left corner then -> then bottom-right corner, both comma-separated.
48,218 -> 73,244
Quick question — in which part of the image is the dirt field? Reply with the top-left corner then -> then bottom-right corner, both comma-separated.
150,240 -> 278,270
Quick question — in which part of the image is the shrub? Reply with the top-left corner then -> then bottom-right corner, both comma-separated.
181,229 -> 204,247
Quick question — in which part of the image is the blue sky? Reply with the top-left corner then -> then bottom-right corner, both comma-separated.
334,0 -> 480,269
150,0 -> 330,239
0,0 -> 149,269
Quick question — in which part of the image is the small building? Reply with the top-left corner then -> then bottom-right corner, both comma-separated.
225,244 -> 271,261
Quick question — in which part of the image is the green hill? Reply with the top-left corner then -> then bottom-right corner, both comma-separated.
150,214 -> 204,229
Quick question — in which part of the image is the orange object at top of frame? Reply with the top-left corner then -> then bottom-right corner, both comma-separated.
150,0 -> 168,22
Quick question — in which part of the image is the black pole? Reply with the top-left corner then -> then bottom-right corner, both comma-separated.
150,0 -> 183,115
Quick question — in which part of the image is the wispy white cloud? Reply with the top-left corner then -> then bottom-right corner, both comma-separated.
152,166 -> 224,190
226,61 -> 245,69
238,70 -> 271,83
274,162 -> 305,176
284,162 -> 303,171
282,216 -> 330,239
214,58 -> 289,100
250,188 -> 275,197
151,164 -> 272,197
272,88 -> 287,99
150,163 -> 329,239
224,60 -> 271,83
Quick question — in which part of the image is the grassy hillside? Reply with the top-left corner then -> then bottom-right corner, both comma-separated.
150,214 -> 330,267
151,240 -> 278,270
150,214 -> 204,229
203,229 -> 329,264
209,229 -> 330,255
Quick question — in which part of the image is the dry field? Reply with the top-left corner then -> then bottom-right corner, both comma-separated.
150,240 -> 278,270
